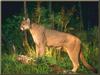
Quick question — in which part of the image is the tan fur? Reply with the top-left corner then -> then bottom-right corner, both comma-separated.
20,18 -> 97,73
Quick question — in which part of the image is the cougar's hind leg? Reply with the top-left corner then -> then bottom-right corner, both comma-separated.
64,39 -> 81,73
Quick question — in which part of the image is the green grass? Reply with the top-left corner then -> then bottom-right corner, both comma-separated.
1,43 -> 98,74
1,54 -> 52,74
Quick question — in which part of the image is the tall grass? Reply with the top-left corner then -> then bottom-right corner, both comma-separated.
2,39 -> 98,74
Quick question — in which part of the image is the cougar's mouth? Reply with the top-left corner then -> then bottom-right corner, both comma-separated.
20,27 -> 24,31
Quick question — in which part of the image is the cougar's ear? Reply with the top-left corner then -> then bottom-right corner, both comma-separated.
27,18 -> 30,24
23,17 -> 25,20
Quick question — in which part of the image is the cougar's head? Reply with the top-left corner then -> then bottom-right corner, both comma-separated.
20,18 -> 30,31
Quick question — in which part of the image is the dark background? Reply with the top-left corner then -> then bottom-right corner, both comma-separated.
1,1 -> 99,74
1,1 -> 98,28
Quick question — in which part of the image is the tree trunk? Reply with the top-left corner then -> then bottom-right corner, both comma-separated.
37,1 -> 41,24
79,2 -> 84,31
23,1 -> 32,56
24,1 -> 28,42
49,2 -> 55,29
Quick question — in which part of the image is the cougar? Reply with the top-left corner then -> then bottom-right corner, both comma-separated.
20,18 -> 97,73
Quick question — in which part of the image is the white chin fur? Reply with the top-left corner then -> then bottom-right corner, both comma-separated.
20,27 -> 24,31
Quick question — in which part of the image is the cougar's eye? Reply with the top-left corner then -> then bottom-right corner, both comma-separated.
23,24 -> 25,25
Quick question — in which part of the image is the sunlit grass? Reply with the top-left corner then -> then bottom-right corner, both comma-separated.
1,42 -> 98,74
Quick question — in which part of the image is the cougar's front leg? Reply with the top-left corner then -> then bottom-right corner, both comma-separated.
36,43 -> 45,58
38,44 -> 45,57
35,31 -> 46,58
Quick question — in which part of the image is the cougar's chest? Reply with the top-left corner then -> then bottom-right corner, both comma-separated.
32,34 -> 39,45
30,29 -> 40,45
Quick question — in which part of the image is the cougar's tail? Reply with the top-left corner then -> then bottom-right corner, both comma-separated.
80,50 -> 98,73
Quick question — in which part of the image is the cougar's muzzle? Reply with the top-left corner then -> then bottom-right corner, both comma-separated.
20,24 -> 30,31
20,26 -> 25,31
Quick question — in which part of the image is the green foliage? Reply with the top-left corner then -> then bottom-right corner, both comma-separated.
2,15 -> 24,54
2,4 -> 98,74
